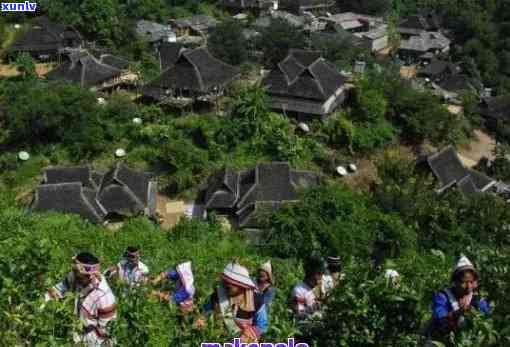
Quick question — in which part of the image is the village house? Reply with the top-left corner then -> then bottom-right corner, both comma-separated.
171,15 -> 218,44
317,12 -> 389,52
398,13 -> 442,39
141,47 -> 240,108
437,74 -> 474,96
479,94 -> 510,131
279,0 -> 335,16
219,0 -> 279,14
45,50 -> 135,92
136,20 -> 176,48
261,49 -> 348,120
422,146 -> 499,196
202,162 -> 320,228
7,16 -> 82,62
253,10 -> 305,30
418,59 -> 460,82
398,31 -> 451,63
32,163 -> 157,224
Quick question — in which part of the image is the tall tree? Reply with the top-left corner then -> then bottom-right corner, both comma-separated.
208,19 -> 248,66
257,18 -> 306,67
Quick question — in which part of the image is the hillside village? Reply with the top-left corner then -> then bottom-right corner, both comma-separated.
1,1 -> 510,346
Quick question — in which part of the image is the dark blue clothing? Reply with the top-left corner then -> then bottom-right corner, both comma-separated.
203,290 -> 269,335
432,287 -> 490,333
165,269 -> 190,304
255,286 -> 275,308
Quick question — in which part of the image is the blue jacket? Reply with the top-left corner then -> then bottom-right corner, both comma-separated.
432,287 -> 490,333
166,269 -> 190,305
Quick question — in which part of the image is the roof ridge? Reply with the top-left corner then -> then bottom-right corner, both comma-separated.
305,60 -> 326,97
182,48 -> 205,91
278,55 -> 306,86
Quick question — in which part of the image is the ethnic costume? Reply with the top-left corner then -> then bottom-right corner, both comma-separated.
114,258 -> 149,287
427,255 -> 490,340
292,281 -> 320,319
164,261 -> 195,313
255,261 -> 276,308
46,256 -> 116,347
204,262 -> 268,342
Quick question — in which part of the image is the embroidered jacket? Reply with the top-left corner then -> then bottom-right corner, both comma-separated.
203,289 -> 269,338
116,259 -> 149,287
292,281 -> 320,318
46,272 -> 117,346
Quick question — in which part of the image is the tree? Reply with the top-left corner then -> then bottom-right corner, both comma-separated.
3,81 -> 100,150
78,0 -> 121,45
14,52 -> 36,79
257,18 -> 306,67
208,19 -> 248,66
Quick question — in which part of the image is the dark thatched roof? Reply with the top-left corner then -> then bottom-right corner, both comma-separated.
144,47 -> 240,94
480,95 -> 510,121
33,183 -> 105,223
158,42 -> 185,71
426,146 -> 495,195
202,162 -> 320,228
32,163 -> 157,223
204,167 -> 238,209
44,166 -> 98,190
46,51 -> 121,87
8,16 -> 81,54
280,0 -> 335,14
220,0 -> 263,9
399,14 -> 441,33
262,50 -> 346,101
419,60 -> 459,78
439,74 -> 473,93
99,54 -> 130,70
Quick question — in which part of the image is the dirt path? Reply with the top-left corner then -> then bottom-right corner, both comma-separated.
156,194 -> 185,230
400,65 -> 417,79
0,63 -> 55,77
458,129 -> 496,168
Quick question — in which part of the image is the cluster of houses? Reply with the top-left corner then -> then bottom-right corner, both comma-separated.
32,162 -> 321,229
5,8 -> 510,228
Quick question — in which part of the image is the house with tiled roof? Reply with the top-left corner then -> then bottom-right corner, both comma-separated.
7,16 -> 82,61
46,50 -> 135,91
398,31 -> 451,62
203,162 -> 320,228
219,0 -> 279,14
261,49 -> 348,119
424,146 -> 496,196
279,0 -> 335,15
32,163 -> 157,223
479,94 -> 510,131
317,12 -> 389,52
136,20 -> 176,47
142,47 -> 240,106
418,59 -> 459,81
398,13 -> 442,38
171,15 -> 218,40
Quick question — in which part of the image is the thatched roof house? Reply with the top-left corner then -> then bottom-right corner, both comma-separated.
142,47 -> 240,103
261,49 -> 348,118
8,16 -> 81,60
33,163 -> 157,223
203,162 -> 320,228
